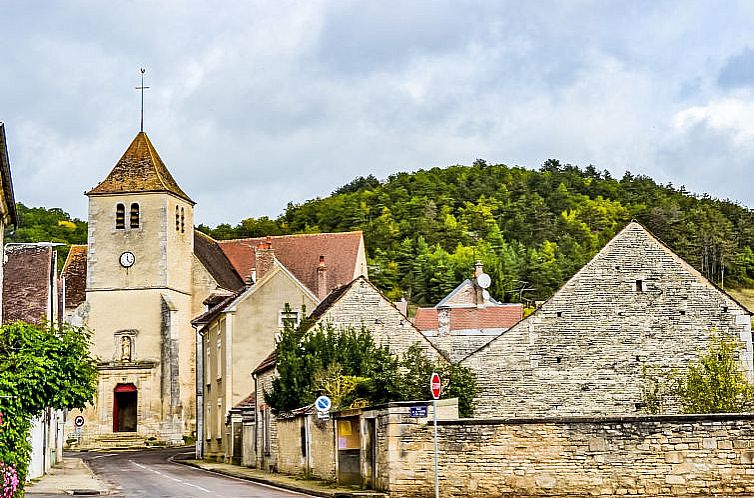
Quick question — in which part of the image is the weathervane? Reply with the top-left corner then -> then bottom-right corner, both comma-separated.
135,67 -> 150,132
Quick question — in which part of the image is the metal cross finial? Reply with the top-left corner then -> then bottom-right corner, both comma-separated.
135,67 -> 150,132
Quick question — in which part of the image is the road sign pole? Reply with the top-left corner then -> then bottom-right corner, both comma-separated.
430,372 -> 441,498
433,399 -> 439,498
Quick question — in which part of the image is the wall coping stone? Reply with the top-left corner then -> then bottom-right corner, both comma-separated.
437,412 -> 754,426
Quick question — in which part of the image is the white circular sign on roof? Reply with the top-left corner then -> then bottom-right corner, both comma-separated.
477,273 -> 491,289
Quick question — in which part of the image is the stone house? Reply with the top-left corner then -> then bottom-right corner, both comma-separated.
461,221 -> 754,418
192,235 -> 368,461
251,275 -> 446,471
1,243 -> 65,480
414,262 -> 524,362
0,122 -> 18,320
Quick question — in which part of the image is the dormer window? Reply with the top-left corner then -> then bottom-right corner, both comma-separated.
130,203 -> 140,228
116,203 -> 125,229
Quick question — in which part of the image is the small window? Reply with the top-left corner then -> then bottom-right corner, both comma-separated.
116,203 -> 125,229
635,279 -> 645,293
175,206 -> 180,231
180,207 -> 185,233
279,309 -> 299,329
556,311 -> 562,318
130,203 -> 140,228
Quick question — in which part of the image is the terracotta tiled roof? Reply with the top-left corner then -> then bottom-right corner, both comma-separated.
3,245 -> 54,324
234,392 -> 256,409
61,245 -> 87,309
194,230 -> 245,291
0,123 -> 17,226
414,305 -> 523,332
86,132 -> 193,203
217,231 -> 364,296
253,350 -> 277,374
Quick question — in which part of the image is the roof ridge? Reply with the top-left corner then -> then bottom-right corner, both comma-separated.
216,231 -> 362,244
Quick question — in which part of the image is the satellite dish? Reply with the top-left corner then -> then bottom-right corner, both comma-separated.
477,273 -> 491,289
482,290 -> 490,301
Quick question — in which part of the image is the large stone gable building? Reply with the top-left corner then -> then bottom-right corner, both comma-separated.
461,221 -> 754,418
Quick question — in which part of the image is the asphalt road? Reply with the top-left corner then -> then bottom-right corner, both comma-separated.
60,448 -> 314,498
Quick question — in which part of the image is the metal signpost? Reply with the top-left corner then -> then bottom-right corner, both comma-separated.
315,395 -> 332,420
430,372 -> 442,498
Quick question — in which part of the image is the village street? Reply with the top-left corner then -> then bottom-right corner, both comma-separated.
30,448 -> 316,498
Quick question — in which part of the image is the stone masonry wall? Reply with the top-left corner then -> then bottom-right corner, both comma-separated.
276,414 -> 336,481
384,413 -> 754,497
462,223 -> 753,418
313,277 -> 442,360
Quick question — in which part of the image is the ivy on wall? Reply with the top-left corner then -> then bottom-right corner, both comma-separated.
0,322 -> 97,496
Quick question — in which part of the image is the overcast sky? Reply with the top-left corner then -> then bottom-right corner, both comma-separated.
3,1 -> 754,226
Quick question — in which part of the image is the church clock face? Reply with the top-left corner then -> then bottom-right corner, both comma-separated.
119,251 -> 135,268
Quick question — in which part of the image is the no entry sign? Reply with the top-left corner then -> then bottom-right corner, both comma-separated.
430,372 -> 442,400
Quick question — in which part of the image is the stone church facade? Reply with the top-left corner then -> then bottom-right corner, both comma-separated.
64,131 -> 367,448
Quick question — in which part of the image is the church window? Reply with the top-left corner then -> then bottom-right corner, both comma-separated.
115,203 -> 125,229
130,203 -> 140,228
175,206 -> 180,231
181,207 -> 185,233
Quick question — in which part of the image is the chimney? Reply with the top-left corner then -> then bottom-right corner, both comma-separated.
394,298 -> 408,317
255,236 -> 275,280
474,260 -> 484,278
437,306 -> 451,336
317,255 -> 329,300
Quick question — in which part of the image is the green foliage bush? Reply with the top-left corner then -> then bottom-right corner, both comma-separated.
641,335 -> 754,414
0,322 -> 98,495
265,317 -> 477,417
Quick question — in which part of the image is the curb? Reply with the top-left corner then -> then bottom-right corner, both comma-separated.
172,457 -> 337,498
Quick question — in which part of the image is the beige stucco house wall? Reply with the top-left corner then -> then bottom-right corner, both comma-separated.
198,260 -> 318,461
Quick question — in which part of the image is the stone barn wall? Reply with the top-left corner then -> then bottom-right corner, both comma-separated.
462,222 -> 753,418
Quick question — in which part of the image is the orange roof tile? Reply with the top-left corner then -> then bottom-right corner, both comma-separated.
217,231 -> 364,296
414,305 -> 523,332
86,132 -> 193,203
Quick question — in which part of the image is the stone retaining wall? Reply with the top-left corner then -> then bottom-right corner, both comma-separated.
384,413 -> 754,497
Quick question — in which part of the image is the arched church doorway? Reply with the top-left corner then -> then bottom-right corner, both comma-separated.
113,383 -> 138,432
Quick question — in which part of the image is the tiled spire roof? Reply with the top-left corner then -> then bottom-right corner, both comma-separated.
86,131 -> 193,203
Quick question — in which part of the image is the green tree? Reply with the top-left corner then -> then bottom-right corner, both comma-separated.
0,321 -> 98,493
676,335 -> 754,413
265,320 -> 477,416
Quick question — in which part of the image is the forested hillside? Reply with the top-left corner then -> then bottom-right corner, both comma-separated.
199,159 -> 754,306
4,203 -> 87,269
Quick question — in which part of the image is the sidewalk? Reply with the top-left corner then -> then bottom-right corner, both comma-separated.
177,458 -> 386,498
25,457 -> 109,496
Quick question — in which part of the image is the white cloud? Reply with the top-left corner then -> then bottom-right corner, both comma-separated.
4,1 -> 754,225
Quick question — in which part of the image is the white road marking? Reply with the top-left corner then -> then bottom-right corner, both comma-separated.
89,453 -> 117,459
130,459 -> 211,493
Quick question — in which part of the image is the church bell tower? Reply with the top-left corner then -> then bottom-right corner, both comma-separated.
81,131 -> 196,445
